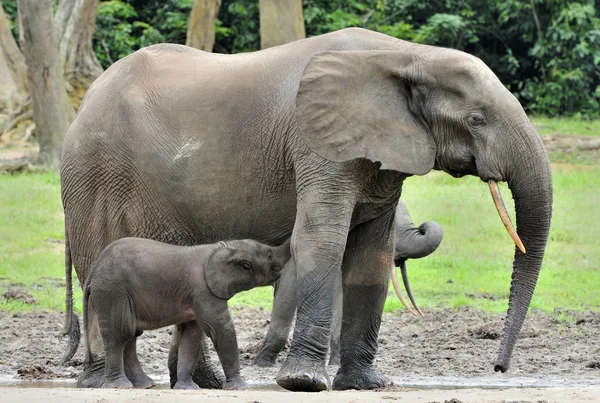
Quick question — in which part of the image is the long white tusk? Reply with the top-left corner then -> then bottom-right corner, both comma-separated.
488,180 -> 526,254
391,266 -> 418,316
400,260 -> 424,317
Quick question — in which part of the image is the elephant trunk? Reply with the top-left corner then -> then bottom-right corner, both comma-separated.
494,127 -> 553,372
394,201 -> 444,263
394,221 -> 444,263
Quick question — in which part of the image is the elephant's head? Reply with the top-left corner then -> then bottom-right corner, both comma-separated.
295,45 -> 552,372
205,238 -> 292,300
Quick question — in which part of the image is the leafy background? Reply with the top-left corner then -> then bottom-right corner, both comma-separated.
2,0 -> 599,118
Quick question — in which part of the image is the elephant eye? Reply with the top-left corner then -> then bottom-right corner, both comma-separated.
467,113 -> 486,128
238,260 -> 253,271
267,251 -> 272,260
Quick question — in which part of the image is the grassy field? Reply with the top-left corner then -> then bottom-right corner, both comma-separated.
531,116 -> 600,137
1,118 -> 599,316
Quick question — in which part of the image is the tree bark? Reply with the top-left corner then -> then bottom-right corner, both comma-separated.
259,0 -> 305,49
186,0 -> 222,51
54,0 -> 103,108
0,3 -> 28,116
19,0 -> 72,168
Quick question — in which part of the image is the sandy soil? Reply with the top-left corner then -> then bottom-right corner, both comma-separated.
1,306 -> 599,402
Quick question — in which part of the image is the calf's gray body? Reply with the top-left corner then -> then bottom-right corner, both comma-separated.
83,237 -> 290,389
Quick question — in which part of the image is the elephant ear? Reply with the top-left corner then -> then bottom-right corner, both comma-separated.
204,247 -> 252,300
295,50 -> 436,175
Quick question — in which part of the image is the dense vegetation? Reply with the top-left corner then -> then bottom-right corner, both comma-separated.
3,0 -> 600,118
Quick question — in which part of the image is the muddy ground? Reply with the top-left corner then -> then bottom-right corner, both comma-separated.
1,305 -> 599,399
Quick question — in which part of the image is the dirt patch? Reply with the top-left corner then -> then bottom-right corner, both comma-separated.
2,288 -> 38,305
1,306 -> 599,386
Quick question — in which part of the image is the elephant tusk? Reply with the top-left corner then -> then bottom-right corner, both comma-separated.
391,264 -> 418,316
400,260 -> 425,317
488,180 -> 526,254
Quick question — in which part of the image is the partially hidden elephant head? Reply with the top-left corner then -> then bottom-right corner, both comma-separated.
295,46 -> 552,373
205,238 -> 292,300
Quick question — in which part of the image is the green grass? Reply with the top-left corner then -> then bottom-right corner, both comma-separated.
531,116 -> 600,137
1,117 -> 599,315
0,172 -> 81,312
386,166 -> 600,314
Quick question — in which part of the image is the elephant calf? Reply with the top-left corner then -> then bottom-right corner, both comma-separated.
83,237 -> 291,389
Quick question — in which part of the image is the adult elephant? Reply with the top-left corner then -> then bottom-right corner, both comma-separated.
61,28 -> 552,392
252,199 -> 444,368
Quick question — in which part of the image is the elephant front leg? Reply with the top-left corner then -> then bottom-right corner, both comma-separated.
276,196 -> 353,392
168,324 -> 225,389
254,258 -> 297,367
332,214 -> 396,390
173,321 -> 202,389
202,302 -> 248,390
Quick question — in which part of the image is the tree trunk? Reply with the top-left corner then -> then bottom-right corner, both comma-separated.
0,3 -> 28,121
186,0 -> 222,52
54,0 -> 103,108
259,0 -> 305,49
19,0 -> 72,168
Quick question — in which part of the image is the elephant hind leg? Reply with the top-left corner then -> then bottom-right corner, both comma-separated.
124,334 -> 154,389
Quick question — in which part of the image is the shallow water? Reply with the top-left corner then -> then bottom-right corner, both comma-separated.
1,375 -> 598,390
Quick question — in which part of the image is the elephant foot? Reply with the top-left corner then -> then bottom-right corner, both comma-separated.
252,348 -> 278,367
130,373 -> 155,389
332,366 -> 391,390
76,361 -> 105,388
191,360 -> 225,389
102,376 -> 133,389
173,379 -> 200,390
276,355 -> 329,392
224,377 -> 249,390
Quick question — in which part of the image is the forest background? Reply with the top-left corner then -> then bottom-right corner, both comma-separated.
2,0 -> 600,119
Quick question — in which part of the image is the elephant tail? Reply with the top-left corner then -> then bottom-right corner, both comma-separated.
83,282 -> 93,367
61,228 -> 80,364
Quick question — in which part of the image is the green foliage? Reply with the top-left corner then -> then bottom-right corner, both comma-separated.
2,0 -> 600,116
1,0 -> 17,40
520,1 -> 600,117
214,0 -> 260,53
94,1 -> 165,68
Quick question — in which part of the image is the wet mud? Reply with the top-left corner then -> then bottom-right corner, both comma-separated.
1,306 -> 599,389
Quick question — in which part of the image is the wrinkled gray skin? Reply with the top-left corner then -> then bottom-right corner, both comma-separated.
83,237 -> 291,389
61,28 -> 552,392
253,200 -> 443,367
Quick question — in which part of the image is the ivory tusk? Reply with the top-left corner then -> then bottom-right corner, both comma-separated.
400,260 -> 425,318
488,180 -> 526,254
391,265 -> 418,316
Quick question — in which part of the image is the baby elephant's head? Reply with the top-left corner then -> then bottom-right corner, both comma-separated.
205,238 -> 291,300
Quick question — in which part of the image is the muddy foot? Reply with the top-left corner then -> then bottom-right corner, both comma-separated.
276,355 -> 329,392
332,367 -> 391,390
173,379 -> 200,389
76,362 -> 105,388
129,373 -> 155,389
224,377 -> 249,390
191,361 -> 225,389
101,377 -> 133,389
252,349 -> 278,367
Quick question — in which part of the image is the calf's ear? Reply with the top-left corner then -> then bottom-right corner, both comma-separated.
205,247 -> 252,300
